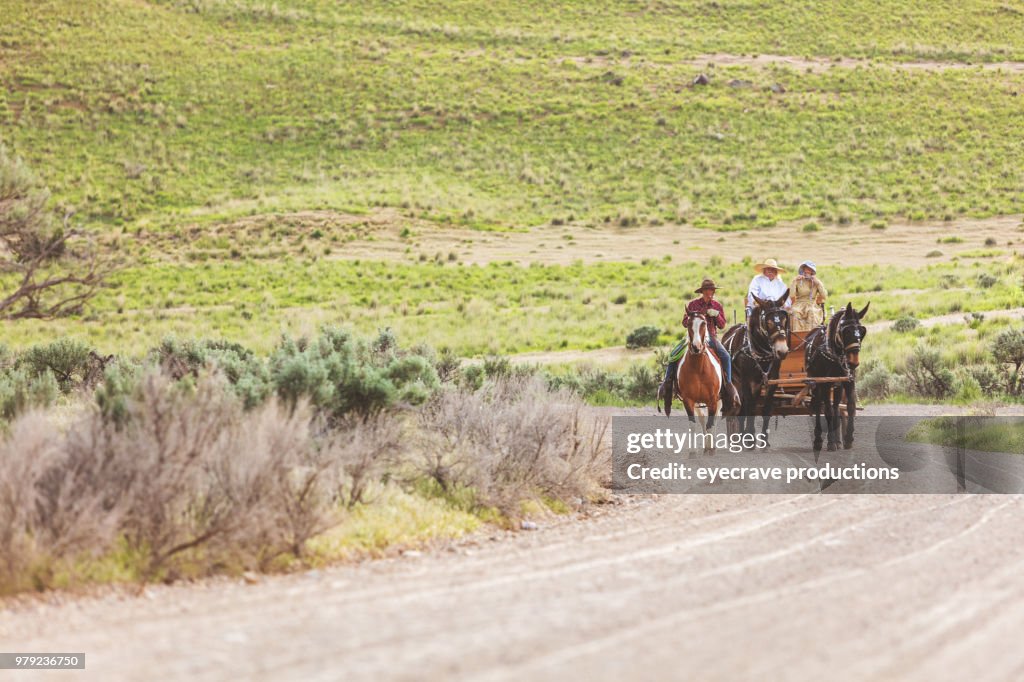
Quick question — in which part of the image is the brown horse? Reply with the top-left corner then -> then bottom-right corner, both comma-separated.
676,314 -> 723,437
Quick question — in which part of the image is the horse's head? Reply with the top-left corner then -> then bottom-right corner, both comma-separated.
687,314 -> 709,354
751,289 -> 791,359
834,302 -> 870,368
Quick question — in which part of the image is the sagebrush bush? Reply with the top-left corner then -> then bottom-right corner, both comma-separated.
0,368 -> 59,420
993,327 -> 1024,395
434,347 -> 462,383
976,273 -> 999,289
416,377 -> 609,516
953,373 -> 983,402
269,327 -> 439,418
893,315 -> 919,333
0,330 -> 614,595
17,338 -> 94,392
905,345 -> 955,399
152,336 -> 270,408
857,361 -> 898,400
626,325 -> 661,349
966,363 -> 1003,396
625,363 -> 660,400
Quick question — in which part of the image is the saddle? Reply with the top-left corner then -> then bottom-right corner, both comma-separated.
667,338 -> 688,363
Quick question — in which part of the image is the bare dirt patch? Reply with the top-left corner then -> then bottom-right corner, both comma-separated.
144,209 -> 1024,269
556,52 -> 1024,74
682,53 -> 1024,73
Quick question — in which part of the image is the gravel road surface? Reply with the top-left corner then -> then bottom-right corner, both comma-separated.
3,405 -> 1023,681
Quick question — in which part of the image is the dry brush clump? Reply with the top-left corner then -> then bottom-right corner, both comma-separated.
416,377 -> 610,517
0,369 -> 407,594
0,334 -> 612,596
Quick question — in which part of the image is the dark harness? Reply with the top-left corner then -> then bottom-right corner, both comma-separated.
733,306 -> 789,385
807,313 -> 862,378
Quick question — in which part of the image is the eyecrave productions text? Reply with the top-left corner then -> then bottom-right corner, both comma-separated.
624,461 -> 900,484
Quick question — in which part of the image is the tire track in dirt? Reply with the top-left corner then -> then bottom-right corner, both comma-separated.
477,497 -> 1019,682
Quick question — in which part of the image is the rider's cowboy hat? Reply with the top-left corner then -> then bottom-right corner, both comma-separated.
753,258 -> 786,274
694,278 -> 720,294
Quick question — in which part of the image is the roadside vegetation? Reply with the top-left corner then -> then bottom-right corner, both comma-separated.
906,416 -> 1024,453
0,328 -> 609,596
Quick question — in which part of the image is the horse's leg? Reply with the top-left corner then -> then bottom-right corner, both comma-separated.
830,383 -> 844,449
824,386 -> 838,451
843,381 -> 857,449
683,397 -> 696,424
705,395 -> 717,430
739,382 -> 754,437
760,386 -> 776,446
811,387 -> 823,453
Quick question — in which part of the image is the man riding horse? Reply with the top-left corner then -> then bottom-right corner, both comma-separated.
659,278 -> 740,411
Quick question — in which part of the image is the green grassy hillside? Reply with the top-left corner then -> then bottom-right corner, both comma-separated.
3,0 -> 1024,229
0,0 -> 1021,368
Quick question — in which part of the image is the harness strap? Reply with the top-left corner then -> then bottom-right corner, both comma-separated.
809,318 -> 853,378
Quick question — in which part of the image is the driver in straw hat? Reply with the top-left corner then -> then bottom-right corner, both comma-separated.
746,258 -> 792,319
659,278 -> 739,410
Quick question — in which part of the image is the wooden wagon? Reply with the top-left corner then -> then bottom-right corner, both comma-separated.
762,329 -> 854,417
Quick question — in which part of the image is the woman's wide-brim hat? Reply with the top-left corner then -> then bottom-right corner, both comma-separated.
694,278 -> 720,293
753,258 -> 786,273
799,260 -> 817,274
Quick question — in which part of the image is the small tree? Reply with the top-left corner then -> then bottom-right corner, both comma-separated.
993,328 -> 1024,396
0,147 -> 112,318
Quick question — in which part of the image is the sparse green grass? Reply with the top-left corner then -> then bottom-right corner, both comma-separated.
307,487 -> 483,562
1,258 -> 1020,356
5,1 -> 1024,231
906,417 -> 1024,454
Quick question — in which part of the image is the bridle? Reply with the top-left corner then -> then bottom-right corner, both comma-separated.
746,304 -> 789,361
729,303 -> 789,386
810,310 -> 865,373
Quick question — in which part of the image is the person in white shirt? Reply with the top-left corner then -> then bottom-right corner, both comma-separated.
746,258 -> 792,319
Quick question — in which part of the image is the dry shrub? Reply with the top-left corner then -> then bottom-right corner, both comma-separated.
0,412 -> 122,592
417,377 -> 609,516
327,413 -> 404,509
61,372 -> 245,579
69,371 -> 352,577
0,367 -> 608,595
0,368 -> 412,592
205,400 -> 344,568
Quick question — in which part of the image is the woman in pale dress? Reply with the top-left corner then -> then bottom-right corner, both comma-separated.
790,260 -> 828,332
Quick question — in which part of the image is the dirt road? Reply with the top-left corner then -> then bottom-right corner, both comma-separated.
4,409 -> 1024,681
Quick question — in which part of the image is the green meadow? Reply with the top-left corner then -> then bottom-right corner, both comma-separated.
0,0 -> 1022,389
5,256 -> 1020,362
4,0 -> 1024,231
